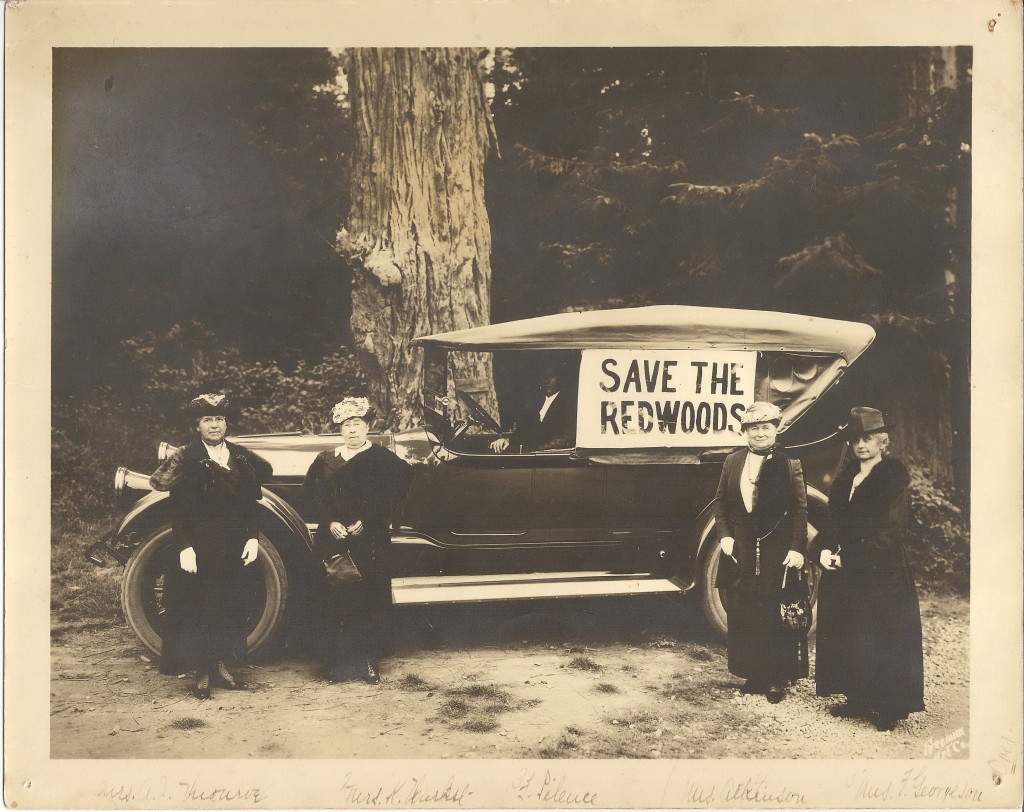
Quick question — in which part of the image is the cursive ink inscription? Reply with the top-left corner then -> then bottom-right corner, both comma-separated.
514,769 -> 598,806
98,776 -> 264,805
338,773 -> 473,807
722,774 -> 805,806
98,776 -> 170,804
988,735 -> 1019,784
681,781 -> 716,806
847,767 -> 984,804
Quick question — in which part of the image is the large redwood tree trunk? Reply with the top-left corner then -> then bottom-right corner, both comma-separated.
339,48 -> 497,429
895,46 -> 971,491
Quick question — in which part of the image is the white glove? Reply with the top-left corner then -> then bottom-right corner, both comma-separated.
241,538 -> 259,566
783,551 -> 805,568
347,519 -> 364,536
329,522 -> 348,540
719,537 -> 735,557
179,546 -> 197,573
819,549 -> 836,570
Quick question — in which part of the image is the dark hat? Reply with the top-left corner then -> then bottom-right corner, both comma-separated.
186,393 -> 239,422
843,406 -> 893,437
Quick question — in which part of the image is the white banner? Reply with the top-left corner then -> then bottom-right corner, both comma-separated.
576,349 -> 758,448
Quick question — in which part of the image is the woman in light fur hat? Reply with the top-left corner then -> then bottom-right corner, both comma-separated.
303,397 -> 414,684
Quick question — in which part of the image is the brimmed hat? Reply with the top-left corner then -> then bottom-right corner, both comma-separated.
843,406 -> 893,437
331,397 -> 375,426
739,401 -> 783,427
186,393 -> 238,422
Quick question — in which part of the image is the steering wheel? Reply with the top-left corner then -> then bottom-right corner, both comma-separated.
455,390 -> 503,434
449,419 -> 471,443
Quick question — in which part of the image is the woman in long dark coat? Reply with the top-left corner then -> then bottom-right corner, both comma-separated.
714,401 -> 809,703
150,394 -> 273,699
810,407 -> 924,731
303,397 -> 414,684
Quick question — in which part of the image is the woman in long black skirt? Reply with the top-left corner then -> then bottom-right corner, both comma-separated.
714,401 -> 809,703
810,407 -> 925,731
304,397 -> 414,684
150,394 -> 272,699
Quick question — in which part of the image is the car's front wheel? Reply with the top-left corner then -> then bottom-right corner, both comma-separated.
120,525 -> 289,660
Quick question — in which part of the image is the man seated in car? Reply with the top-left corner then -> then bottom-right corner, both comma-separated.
490,364 -> 576,453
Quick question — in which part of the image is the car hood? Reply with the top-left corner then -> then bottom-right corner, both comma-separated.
226,428 -> 439,476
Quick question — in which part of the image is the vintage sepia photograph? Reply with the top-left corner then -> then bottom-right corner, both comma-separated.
5,0 -> 1022,808
50,44 -> 974,761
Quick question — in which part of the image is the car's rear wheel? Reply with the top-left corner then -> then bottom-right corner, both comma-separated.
698,500 -> 825,638
120,524 -> 288,660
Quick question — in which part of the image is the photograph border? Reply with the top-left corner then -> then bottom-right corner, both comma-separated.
6,0 -> 1023,808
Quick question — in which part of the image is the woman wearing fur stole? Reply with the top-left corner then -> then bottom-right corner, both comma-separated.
810,407 -> 925,731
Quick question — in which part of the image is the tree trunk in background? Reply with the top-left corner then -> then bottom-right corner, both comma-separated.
340,48 -> 497,429
900,46 -> 963,118
891,47 -> 970,490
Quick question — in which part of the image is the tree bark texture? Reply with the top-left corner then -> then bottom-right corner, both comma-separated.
896,46 -> 970,490
340,48 -> 497,429
900,47 -> 964,118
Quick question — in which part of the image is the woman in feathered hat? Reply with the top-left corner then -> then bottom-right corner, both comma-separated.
809,407 -> 924,730
149,393 -> 272,699
713,401 -> 809,703
303,397 -> 414,684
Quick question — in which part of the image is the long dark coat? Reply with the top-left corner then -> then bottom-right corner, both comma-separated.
809,456 -> 925,715
151,438 -> 272,675
303,442 -> 414,678
713,447 -> 809,682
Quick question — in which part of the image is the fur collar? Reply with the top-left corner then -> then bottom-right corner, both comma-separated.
182,437 -> 271,481
833,456 -> 909,508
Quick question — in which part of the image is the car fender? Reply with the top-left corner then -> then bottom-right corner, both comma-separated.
112,487 -> 314,556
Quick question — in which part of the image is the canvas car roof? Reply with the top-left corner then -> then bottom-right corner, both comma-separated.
413,305 -> 875,361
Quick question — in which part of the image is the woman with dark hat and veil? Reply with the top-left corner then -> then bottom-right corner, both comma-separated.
713,401 -> 809,704
150,393 -> 273,699
810,406 -> 924,731
303,397 -> 414,684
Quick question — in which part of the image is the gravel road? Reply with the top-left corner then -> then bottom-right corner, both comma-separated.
51,590 -> 968,760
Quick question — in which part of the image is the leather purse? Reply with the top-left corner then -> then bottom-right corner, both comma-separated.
779,566 -> 811,632
324,551 -> 362,587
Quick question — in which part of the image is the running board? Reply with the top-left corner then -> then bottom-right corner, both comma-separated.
391,571 -> 685,605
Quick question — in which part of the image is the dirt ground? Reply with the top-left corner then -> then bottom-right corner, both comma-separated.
51,591 -> 968,760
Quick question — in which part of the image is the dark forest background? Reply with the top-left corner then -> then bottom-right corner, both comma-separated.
52,47 -> 969,596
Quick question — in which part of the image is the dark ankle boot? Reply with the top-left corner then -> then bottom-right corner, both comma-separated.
215,660 -> 246,690
192,672 -> 211,700
875,712 -> 898,732
765,684 -> 786,704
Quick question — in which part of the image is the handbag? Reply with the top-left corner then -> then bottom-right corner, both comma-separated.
779,566 -> 811,632
324,550 -> 363,587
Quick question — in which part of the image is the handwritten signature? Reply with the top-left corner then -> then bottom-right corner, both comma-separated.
338,773 -> 473,807
98,776 -> 265,805
848,766 -> 984,804
514,769 -> 598,806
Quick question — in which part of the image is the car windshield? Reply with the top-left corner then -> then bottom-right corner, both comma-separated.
422,346 -> 848,459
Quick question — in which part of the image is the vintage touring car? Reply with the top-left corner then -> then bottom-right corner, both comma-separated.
86,305 -> 875,658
